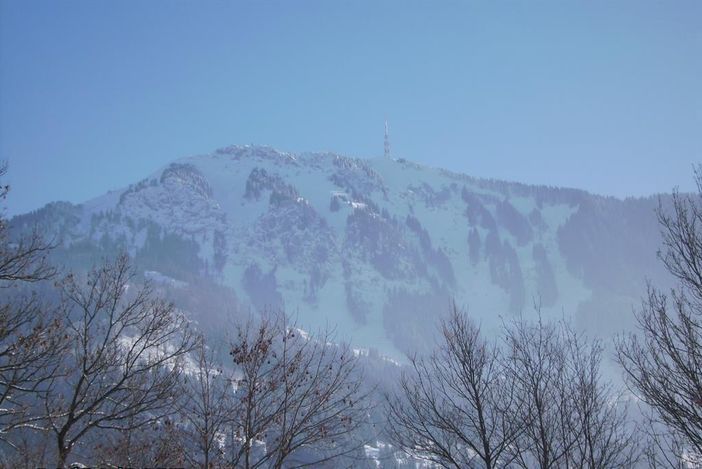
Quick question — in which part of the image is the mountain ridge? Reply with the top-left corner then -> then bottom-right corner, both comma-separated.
10,145 -> 671,356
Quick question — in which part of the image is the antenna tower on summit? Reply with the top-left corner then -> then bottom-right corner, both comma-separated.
384,120 -> 391,159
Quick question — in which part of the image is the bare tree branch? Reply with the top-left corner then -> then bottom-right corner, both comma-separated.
386,304 -> 524,469
227,312 -> 373,469
0,164 -> 66,446
617,168 -> 702,465
44,254 -> 195,467
180,337 -> 235,468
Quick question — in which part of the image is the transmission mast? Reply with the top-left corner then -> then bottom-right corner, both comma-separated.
384,120 -> 391,159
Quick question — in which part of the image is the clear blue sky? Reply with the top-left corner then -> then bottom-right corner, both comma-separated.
1,1 -> 700,215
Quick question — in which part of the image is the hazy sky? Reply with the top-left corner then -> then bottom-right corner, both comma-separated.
1,1 -> 700,215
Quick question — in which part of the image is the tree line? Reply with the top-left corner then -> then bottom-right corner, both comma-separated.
3,163 -> 702,467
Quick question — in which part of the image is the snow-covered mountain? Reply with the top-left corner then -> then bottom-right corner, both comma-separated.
11,145 -> 670,356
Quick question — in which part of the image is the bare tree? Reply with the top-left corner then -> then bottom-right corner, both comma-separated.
180,337 -> 235,468
228,313 -> 371,468
503,317 -> 579,468
0,163 -> 66,446
505,316 -> 639,469
618,168 -> 702,464
0,296 -> 65,443
44,254 -> 195,467
385,305 -> 522,468
386,303 -> 638,469
561,326 -> 639,468
0,165 -> 55,285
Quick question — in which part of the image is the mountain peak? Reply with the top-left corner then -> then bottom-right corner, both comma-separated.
10,144 -> 669,357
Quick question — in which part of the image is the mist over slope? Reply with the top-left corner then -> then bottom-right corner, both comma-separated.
11,145 -> 671,356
